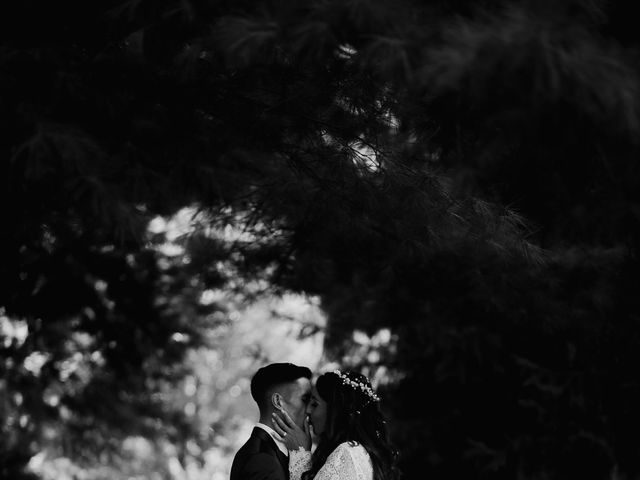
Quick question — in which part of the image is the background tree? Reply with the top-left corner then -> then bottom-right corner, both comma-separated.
2,0 -> 640,479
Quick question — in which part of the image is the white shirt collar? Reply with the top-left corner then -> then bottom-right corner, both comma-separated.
255,422 -> 289,457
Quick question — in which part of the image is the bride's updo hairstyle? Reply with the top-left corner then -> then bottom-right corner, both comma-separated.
302,370 -> 400,480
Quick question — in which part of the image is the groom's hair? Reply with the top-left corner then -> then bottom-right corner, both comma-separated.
250,362 -> 311,410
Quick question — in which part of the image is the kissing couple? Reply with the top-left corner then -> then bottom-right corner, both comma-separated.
230,362 -> 400,480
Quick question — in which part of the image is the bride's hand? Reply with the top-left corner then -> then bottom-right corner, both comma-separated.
271,409 -> 311,451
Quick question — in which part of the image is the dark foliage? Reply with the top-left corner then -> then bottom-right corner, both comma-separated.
2,0 -> 640,478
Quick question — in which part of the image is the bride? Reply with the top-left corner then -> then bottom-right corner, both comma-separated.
272,369 -> 400,480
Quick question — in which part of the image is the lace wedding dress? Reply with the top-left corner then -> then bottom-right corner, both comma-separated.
289,442 -> 373,480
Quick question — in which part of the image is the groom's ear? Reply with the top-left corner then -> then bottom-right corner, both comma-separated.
271,392 -> 284,411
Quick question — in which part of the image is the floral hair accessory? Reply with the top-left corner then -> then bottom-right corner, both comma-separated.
333,370 -> 380,403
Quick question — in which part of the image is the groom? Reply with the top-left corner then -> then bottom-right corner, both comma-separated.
230,362 -> 312,480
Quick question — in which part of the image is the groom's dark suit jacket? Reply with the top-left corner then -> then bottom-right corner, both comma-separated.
230,427 -> 289,480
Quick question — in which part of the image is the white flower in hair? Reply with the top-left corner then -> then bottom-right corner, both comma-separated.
333,370 -> 380,403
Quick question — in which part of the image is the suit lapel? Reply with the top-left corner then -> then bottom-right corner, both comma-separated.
275,447 -> 289,475
252,428 -> 289,477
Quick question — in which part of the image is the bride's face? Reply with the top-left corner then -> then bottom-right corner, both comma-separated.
306,386 -> 327,436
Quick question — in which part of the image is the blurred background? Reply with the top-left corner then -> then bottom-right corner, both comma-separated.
2,1 -> 640,479
2,207 -> 329,480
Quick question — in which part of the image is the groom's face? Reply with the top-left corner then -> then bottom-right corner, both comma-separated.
280,377 -> 312,428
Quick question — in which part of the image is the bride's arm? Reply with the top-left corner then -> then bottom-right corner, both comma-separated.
294,444 -> 359,480
272,412 -> 359,480
289,448 -> 313,480
271,409 -> 314,480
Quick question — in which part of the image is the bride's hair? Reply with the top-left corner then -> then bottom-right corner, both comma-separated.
302,370 -> 400,480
